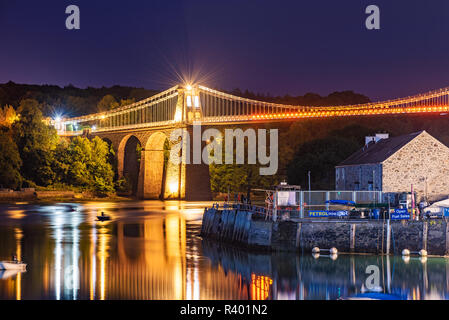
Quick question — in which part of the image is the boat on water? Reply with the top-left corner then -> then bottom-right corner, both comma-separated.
96,212 -> 111,222
0,270 -> 22,280
0,261 -> 27,271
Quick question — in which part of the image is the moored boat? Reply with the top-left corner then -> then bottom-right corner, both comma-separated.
0,270 -> 21,280
0,261 -> 27,271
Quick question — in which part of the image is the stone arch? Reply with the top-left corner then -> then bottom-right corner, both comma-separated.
140,132 -> 170,199
117,134 -> 142,195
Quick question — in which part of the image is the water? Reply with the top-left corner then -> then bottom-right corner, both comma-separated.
0,201 -> 448,300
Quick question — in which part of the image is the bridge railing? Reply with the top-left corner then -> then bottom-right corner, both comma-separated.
57,86 -> 180,134
198,85 -> 449,123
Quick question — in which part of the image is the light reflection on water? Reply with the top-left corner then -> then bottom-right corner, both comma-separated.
0,201 -> 449,300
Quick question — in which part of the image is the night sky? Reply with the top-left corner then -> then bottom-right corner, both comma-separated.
0,0 -> 448,100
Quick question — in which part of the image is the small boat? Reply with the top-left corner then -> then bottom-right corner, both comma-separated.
0,261 -> 27,271
96,212 -> 111,222
0,270 -> 21,280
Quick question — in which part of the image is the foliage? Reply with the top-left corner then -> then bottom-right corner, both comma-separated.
210,163 -> 276,195
119,98 -> 135,107
115,177 -> 131,194
97,95 -> 119,112
0,133 -> 22,189
0,81 -> 159,118
12,99 -> 59,186
287,136 -> 360,190
55,136 -> 115,193
0,105 -> 18,127
209,127 -> 277,194
228,88 -> 371,107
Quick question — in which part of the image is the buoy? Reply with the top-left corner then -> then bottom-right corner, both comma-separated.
402,249 -> 410,256
312,247 -> 320,253
419,249 -> 428,257
330,247 -> 338,255
312,253 -> 320,259
420,257 -> 428,264
330,253 -> 338,261
402,255 -> 410,264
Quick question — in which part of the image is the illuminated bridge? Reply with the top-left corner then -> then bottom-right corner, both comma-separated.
52,84 -> 449,200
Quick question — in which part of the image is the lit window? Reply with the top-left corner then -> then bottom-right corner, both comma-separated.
186,96 -> 192,107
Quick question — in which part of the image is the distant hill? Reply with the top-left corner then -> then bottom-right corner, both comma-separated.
0,81 -> 371,118
0,81 -> 160,118
227,88 -> 371,107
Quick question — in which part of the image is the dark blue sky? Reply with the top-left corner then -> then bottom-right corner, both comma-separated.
0,0 -> 448,100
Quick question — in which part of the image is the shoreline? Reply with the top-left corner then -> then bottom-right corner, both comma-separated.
0,191 -> 136,204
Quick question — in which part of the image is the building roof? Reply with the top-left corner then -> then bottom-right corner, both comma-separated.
337,131 -> 425,166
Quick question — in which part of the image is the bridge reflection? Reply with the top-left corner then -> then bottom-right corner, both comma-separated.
0,204 -> 247,300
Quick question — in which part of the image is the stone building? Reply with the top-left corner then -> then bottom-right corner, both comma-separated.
335,131 -> 449,202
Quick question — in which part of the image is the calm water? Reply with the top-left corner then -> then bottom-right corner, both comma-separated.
0,201 -> 448,300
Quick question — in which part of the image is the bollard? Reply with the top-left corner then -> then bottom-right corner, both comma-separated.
312,247 -> 338,254
402,248 -> 427,257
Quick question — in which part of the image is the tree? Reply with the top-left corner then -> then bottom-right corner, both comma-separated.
12,99 -> 59,186
0,133 -> 22,189
0,105 -> 18,127
119,98 -> 135,107
97,95 -> 119,112
209,127 -> 277,195
56,136 -> 115,193
287,137 -> 361,190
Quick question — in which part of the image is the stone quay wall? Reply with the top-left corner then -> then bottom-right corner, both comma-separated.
201,207 -> 449,256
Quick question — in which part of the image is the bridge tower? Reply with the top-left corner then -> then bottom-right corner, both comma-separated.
133,85 -> 212,201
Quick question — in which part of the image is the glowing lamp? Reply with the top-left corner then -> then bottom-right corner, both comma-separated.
169,182 -> 179,194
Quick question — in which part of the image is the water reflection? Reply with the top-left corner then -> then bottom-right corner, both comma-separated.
1,201 -> 449,300
202,240 -> 449,300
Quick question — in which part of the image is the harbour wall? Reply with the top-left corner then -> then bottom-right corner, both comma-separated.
201,207 -> 449,256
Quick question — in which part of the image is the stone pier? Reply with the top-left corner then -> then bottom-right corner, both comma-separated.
201,205 -> 449,256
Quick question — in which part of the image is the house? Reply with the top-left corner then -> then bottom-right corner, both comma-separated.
335,131 -> 449,202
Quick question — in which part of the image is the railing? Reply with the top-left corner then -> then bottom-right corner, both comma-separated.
54,86 -> 180,134
198,85 -> 449,123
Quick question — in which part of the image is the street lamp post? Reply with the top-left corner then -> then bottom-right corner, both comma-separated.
308,171 -> 311,205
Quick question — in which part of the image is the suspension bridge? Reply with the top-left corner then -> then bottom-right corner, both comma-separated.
50,84 -> 449,201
